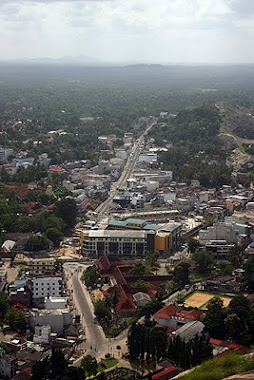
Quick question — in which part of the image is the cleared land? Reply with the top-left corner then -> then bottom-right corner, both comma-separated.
185,291 -> 232,309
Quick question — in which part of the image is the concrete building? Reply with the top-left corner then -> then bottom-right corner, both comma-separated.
199,222 -> 239,244
45,297 -> 68,310
138,152 -> 158,165
81,229 -> 150,257
0,147 -> 14,162
32,276 -> 63,300
33,325 -> 51,344
29,308 -> 72,335
28,258 -> 56,275
204,240 -> 235,260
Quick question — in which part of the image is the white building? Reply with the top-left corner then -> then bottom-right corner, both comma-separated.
45,297 -> 67,310
32,276 -> 63,300
199,223 -> 239,244
29,308 -> 72,335
139,152 -> 158,165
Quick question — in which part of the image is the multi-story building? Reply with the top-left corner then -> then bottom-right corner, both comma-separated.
82,230 -> 150,257
28,258 -> 56,275
29,308 -> 72,335
81,222 -> 181,257
0,147 -> 14,162
32,276 -> 63,300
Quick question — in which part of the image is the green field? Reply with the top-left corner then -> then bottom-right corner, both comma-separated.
179,353 -> 254,380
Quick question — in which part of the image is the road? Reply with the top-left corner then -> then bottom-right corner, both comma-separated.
95,120 -> 156,219
64,263 -> 128,365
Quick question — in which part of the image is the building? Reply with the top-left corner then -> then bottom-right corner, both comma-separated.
199,222 -> 239,244
33,325 -> 51,344
0,348 -> 17,379
32,276 -> 63,300
82,230 -> 149,257
174,320 -> 205,342
204,240 -> 235,260
139,152 -> 158,165
29,308 -> 73,335
28,258 -> 56,275
0,147 -> 14,162
45,297 -> 68,310
107,219 -> 181,254
153,304 -> 204,330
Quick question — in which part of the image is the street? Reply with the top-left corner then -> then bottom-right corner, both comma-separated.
64,263 -> 128,366
95,120 -> 156,219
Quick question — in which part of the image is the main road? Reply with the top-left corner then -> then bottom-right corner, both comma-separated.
95,119 -> 157,219
64,262 -> 128,365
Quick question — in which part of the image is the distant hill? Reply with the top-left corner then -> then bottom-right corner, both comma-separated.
0,55 -> 100,66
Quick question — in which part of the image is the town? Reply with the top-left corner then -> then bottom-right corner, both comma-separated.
1,95 -> 254,380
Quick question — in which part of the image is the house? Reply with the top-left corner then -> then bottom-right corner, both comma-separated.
174,320 -> 205,342
153,304 -> 204,329
1,239 -> 16,253
210,338 -> 248,356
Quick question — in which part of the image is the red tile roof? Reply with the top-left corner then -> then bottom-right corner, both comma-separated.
210,338 -> 248,353
153,304 -> 204,321
152,366 -> 178,379
153,304 -> 181,319
48,166 -> 64,173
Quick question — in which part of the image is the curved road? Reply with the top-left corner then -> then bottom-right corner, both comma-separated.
64,263 -> 128,365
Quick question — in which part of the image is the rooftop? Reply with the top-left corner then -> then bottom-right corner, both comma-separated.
88,230 -> 147,238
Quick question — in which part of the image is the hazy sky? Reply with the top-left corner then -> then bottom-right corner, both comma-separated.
1,0 -> 254,64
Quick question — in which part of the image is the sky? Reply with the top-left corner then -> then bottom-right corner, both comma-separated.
0,0 -> 254,64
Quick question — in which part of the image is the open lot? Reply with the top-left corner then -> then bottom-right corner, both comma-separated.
185,291 -> 232,309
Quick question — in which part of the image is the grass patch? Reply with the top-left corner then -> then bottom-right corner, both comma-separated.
98,358 -> 118,372
103,317 -> 137,338
179,353 -> 254,380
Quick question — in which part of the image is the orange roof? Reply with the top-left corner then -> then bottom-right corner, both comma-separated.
210,338 -> 247,352
153,304 -> 181,319
48,166 -> 64,173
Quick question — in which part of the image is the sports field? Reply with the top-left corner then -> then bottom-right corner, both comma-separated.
185,291 -> 232,309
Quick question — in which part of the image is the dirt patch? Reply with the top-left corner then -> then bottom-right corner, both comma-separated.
185,291 -> 232,309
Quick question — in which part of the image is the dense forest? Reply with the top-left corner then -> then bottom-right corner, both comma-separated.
149,105 -> 232,186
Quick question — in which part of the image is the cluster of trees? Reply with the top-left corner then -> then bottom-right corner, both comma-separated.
31,348 -> 107,380
83,266 -> 100,288
204,295 -> 254,345
0,187 -> 77,249
155,105 -> 232,187
128,323 -> 212,370
0,292 -> 27,331
168,335 -> 213,369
